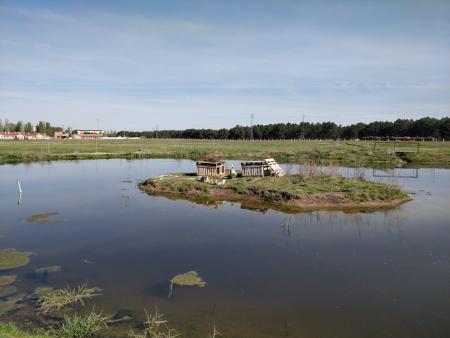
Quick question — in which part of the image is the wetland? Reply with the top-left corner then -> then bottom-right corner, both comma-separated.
0,159 -> 449,337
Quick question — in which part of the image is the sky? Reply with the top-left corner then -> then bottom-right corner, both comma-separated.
0,0 -> 449,130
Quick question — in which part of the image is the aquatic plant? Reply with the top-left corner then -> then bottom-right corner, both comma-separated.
33,287 -> 54,298
53,309 -> 109,338
25,212 -> 62,225
38,284 -> 101,313
168,271 -> 206,298
0,301 -> 18,315
0,286 -> 17,298
34,266 -> 61,274
207,325 -> 222,338
0,275 -> 16,287
0,249 -> 32,271
129,307 -> 180,338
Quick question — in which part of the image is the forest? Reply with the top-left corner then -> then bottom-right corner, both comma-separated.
117,117 -> 450,140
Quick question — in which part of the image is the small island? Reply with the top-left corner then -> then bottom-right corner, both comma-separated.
139,171 -> 411,212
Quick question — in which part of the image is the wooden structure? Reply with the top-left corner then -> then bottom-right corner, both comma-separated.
264,158 -> 285,176
241,158 -> 285,177
196,159 -> 225,177
241,161 -> 265,177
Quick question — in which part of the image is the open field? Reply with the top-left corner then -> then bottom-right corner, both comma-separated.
1,139 -> 450,167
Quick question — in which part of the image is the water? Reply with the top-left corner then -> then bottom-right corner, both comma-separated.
0,159 -> 449,337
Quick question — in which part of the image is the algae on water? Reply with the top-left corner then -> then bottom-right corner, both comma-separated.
0,275 -> 16,287
0,249 -> 32,271
33,287 -> 54,298
0,301 -> 17,315
0,286 -> 17,298
25,212 -> 62,224
169,271 -> 206,297
34,266 -> 61,274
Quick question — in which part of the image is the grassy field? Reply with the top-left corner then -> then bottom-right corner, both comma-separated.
1,139 -> 450,167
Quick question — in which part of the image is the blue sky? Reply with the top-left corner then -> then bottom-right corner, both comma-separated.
1,0 -> 449,130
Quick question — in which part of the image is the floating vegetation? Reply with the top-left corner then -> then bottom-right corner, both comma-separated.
121,180 -> 133,183
0,301 -> 18,315
168,271 -> 206,298
33,287 -> 54,298
34,266 -> 61,274
0,286 -> 17,298
0,249 -> 32,271
129,307 -> 180,338
53,309 -> 110,338
25,212 -> 62,225
0,275 -> 16,287
39,283 -> 102,313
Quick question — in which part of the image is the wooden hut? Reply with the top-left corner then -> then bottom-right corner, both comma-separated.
241,158 -> 285,177
196,159 -> 225,177
241,161 -> 265,177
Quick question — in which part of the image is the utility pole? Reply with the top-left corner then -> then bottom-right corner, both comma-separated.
300,114 -> 305,140
250,113 -> 254,140
96,118 -> 100,154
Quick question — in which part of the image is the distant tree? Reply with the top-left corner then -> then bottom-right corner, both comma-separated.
15,121 -> 24,132
36,121 -> 46,134
24,122 -> 33,133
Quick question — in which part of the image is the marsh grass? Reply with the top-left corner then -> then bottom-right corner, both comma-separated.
129,307 -> 180,338
53,309 -> 110,338
38,284 -> 101,313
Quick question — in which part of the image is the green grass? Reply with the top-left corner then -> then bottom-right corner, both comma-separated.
53,311 -> 109,338
1,139 -> 450,167
0,324 -> 51,338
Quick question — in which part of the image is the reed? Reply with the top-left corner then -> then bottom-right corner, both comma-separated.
129,307 -> 180,338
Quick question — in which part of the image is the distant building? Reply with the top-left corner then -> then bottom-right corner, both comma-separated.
54,131 -> 70,139
72,130 -> 103,139
0,132 -> 49,140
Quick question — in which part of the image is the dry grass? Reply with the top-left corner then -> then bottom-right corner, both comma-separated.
38,284 -> 101,313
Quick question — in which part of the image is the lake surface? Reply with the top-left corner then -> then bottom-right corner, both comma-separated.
0,159 -> 449,338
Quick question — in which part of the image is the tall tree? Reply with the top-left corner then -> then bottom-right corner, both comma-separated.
24,122 -> 33,133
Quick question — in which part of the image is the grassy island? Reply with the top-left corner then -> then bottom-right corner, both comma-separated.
139,172 -> 411,212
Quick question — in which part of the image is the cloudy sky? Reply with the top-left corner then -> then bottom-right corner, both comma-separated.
0,0 -> 449,130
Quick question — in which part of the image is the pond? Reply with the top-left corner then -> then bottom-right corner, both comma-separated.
0,159 -> 449,337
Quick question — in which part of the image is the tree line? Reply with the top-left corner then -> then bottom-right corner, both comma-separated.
0,119 -> 63,137
117,117 -> 450,140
